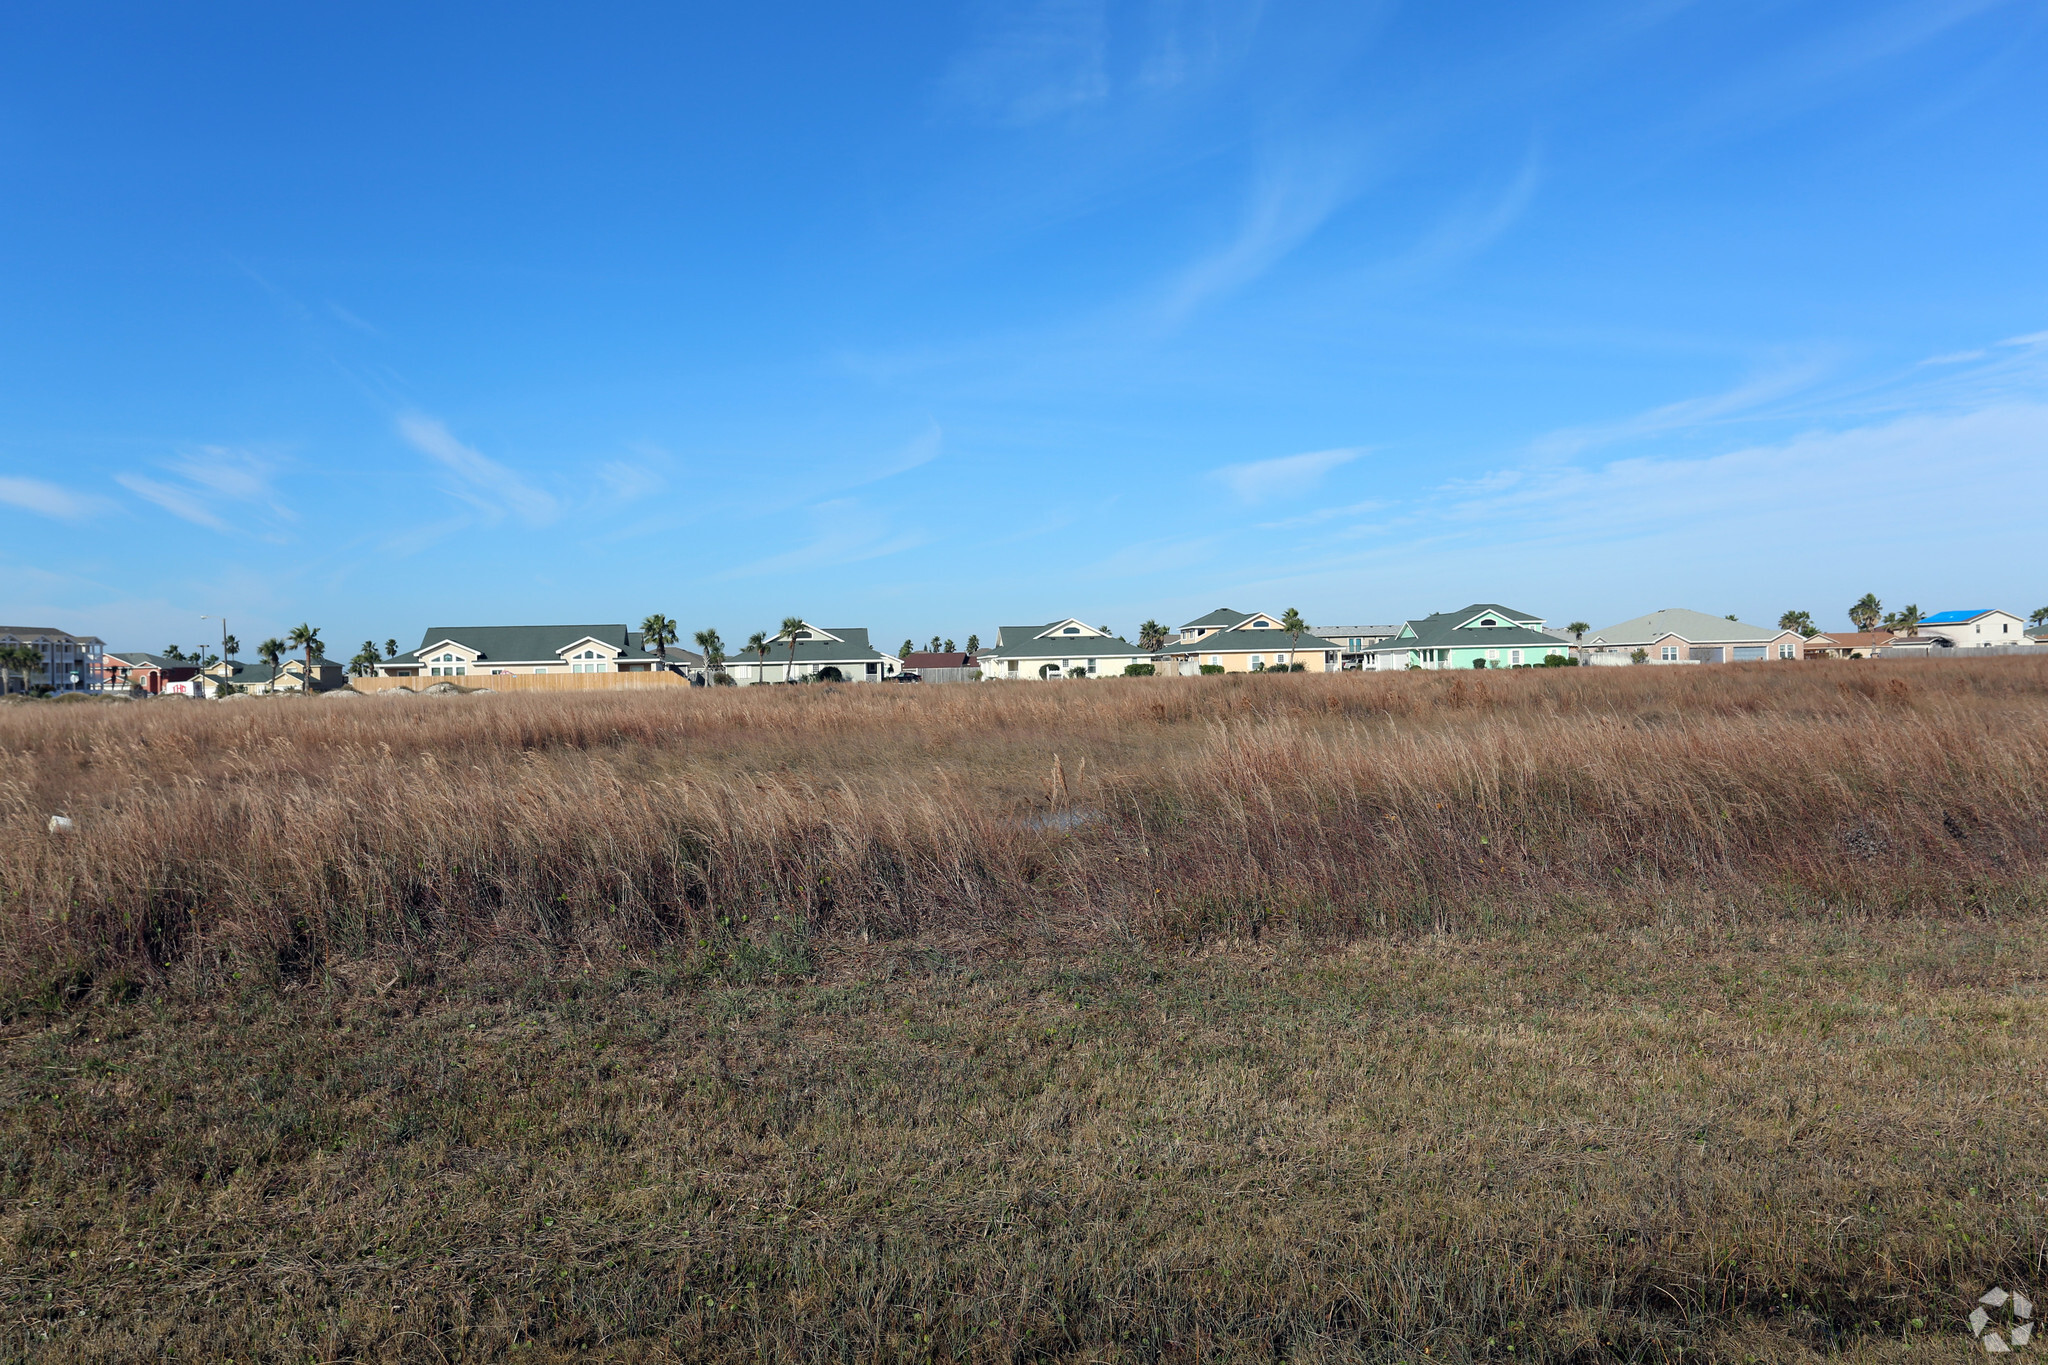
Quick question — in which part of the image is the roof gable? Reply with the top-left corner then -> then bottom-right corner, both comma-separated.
1033,618 -> 1109,641
406,624 -> 651,665
1583,608 -> 1784,648
1178,607 -> 1243,631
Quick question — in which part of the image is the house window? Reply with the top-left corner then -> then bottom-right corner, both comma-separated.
1250,655 -> 1264,669
1510,649 -> 1523,666
1480,618 -> 1497,626
1660,646 -> 1678,661
1350,638 -> 1362,651
1778,643 -> 1795,659
1086,658 -> 1097,673
1486,649 -> 1499,660
1208,656 -> 1220,667
456,666 -> 466,675
1062,626 -> 1080,634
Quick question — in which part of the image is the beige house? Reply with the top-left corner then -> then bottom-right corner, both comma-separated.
1166,608 -> 1340,674
203,656 -> 346,694
1580,609 -> 1807,665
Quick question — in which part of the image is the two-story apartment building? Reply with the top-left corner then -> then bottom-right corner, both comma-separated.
1,626 -> 105,694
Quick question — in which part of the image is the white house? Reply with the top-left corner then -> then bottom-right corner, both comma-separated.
722,624 -> 900,684
1914,609 -> 2032,648
378,624 -> 669,679
976,619 -> 1152,679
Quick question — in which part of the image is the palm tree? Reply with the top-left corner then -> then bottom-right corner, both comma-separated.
257,638 -> 286,693
641,613 -> 678,671
2029,607 -> 2048,631
692,628 -> 724,681
966,634 -> 980,654
1848,593 -> 1882,633
1279,607 -> 1307,666
781,616 -> 806,683
349,641 -> 381,678
1886,605 -> 1924,637
222,634 -> 241,661
384,639 -> 399,659
1137,620 -> 1167,652
0,643 -> 37,695
899,638 -> 915,660
1778,610 -> 1816,637
287,623 -> 322,692
746,631 -> 771,679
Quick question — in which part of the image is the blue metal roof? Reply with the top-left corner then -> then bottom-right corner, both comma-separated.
1920,609 -> 1993,625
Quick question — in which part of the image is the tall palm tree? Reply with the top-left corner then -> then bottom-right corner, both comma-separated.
1777,610 -> 1814,637
350,641 -> 381,677
1137,620 -> 1167,652
641,613 -> 678,671
692,628 -> 724,681
1279,608 -> 1307,667
222,634 -> 241,661
780,616 -> 806,683
0,643 -> 36,695
383,639 -> 399,659
287,623 -> 322,692
746,631 -> 771,679
1888,605 -> 1924,638
2029,607 -> 2048,631
1848,593 -> 1882,633
257,638 -> 286,693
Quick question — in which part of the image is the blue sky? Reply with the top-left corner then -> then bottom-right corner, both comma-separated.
4,0 -> 2046,655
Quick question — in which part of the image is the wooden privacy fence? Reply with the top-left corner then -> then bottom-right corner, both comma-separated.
346,671 -> 692,695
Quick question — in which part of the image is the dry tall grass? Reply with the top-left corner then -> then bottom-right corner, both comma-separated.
4,659 -> 2047,996
6,659 -> 2048,1360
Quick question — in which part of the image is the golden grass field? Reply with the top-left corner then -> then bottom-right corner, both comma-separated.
3,660 -> 2046,1361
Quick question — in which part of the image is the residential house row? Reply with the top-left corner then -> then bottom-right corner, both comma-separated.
12,604 -> 2045,696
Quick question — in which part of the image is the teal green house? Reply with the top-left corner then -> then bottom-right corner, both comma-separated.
1356,604 -> 1572,671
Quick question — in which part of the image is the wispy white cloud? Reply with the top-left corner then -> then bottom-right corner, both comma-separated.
860,421 -> 944,485
1157,144 -> 1363,324
1212,446 -> 1364,503
116,474 -> 231,530
717,499 -> 925,580
1687,0 -> 2019,134
940,0 -> 1110,126
326,302 -> 383,336
115,446 -> 293,534
0,476 -> 107,521
1527,360 -> 1833,459
396,413 -> 558,525
1359,147 -> 1543,289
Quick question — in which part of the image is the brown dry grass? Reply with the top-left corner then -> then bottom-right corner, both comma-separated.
3,660 -> 2048,1360
5,659 -> 2046,986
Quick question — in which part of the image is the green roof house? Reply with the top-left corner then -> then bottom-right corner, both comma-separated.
1357,604 -> 1571,671
976,619 -> 1151,680
725,623 -> 900,684
379,624 -> 669,679
1165,609 -> 1342,673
